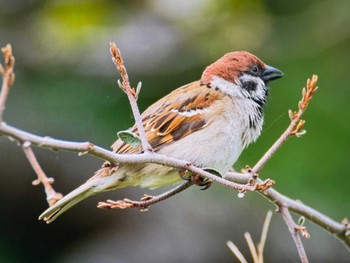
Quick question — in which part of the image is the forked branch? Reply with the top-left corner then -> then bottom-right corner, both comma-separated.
22,142 -> 63,206
0,45 -> 62,205
280,206 -> 309,263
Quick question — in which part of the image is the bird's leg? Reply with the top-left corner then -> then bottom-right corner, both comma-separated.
178,168 -> 192,181
178,169 -> 213,190
191,174 -> 213,190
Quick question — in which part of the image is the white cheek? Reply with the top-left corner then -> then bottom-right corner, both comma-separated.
210,75 -> 267,102
210,76 -> 243,98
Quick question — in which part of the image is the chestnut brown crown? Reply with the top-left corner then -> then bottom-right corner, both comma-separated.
201,51 -> 283,85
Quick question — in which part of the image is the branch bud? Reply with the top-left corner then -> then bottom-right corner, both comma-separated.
135,81 -> 142,99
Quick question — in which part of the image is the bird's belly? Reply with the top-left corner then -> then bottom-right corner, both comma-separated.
117,116 -> 246,189
115,124 -> 243,189
158,121 -> 243,176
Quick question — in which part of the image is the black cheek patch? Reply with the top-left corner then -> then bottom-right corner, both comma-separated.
242,81 -> 257,92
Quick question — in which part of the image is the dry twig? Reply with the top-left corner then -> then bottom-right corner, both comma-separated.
22,142 -> 63,206
227,210 -> 273,263
97,180 -> 193,210
109,42 -> 152,153
0,45 -> 62,206
259,184 -> 350,249
280,206 -> 309,263
257,210 -> 273,262
227,240 -> 248,263
0,44 -> 15,123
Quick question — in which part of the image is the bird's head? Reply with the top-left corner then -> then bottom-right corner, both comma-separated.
201,51 -> 283,105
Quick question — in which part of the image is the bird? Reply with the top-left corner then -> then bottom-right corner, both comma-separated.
39,51 -> 283,223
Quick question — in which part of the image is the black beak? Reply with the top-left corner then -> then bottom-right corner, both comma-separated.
262,65 -> 284,83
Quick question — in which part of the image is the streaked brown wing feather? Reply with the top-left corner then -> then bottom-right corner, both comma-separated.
112,81 -> 223,154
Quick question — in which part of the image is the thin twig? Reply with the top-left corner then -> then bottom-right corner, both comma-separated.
280,206 -> 309,263
251,75 -> 318,175
224,171 -> 350,250
109,42 -> 152,153
257,210 -> 273,263
22,142 -> 63,206
97,180 -> 193,210
227,210 -> 273,263
259,184 -> 349,249
226,241 -> 248,263
0,44 -> 15,123
244,232 -> 259,262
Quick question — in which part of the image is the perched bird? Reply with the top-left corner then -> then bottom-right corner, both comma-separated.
39,51 -> 283,223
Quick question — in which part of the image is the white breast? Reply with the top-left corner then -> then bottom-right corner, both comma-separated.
210,76 -> 264,148
159,97 -> 262,176
129,77 -> 265,188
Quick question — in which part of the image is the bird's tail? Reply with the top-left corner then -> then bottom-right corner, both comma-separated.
39,179 -> 98,224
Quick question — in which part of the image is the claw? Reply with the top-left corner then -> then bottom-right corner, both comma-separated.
178,169 -> 191,181
191,174 -> 212,190
179,170 -> 213,190
199,181 -> 212,190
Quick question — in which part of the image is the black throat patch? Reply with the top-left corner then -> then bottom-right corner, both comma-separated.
242,80 -> 257,92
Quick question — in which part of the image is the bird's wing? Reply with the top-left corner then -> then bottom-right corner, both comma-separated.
112,80 -> 224,154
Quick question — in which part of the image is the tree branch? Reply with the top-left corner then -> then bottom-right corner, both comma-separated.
280,206 -> 309,263
22,142 -> 63,206
0,44 -> 349,260
0,122 -> 258,193
97,180 -> 193,210
224,169 -> 350,250
109,42 -> 152,153
259,185 -> 350,250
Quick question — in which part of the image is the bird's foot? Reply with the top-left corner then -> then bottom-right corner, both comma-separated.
178,169 -> 213,190
191,174 -> 212,190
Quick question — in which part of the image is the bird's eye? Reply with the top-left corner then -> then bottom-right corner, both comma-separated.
250,65 -> 259,75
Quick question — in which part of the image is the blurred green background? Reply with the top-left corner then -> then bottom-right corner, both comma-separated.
0,0 -> 349,262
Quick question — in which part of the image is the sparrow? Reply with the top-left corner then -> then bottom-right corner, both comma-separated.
39,51 -> 283,223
